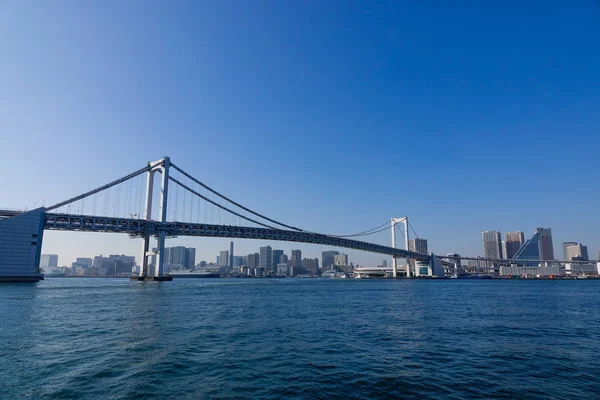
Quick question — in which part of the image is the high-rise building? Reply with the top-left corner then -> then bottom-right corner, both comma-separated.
409,238 -> 428,254
260,246 -> 272,270
535,227 -> 554,260
291,250 -> 302,267
512,228 -> 555,265
247,253 -> 259,269
482,231 -> 502,260
220,251 -> 229,267
334,254 -> 348,265
233,256 -> 244,267
564,243 -> 588,261
562,242 -> 578,261
40,254 -> 59,269
303,258 -> 319,274
504,231 -> 524,259
381,260 -> 387,268
169,246 -> 187,266
322,251 -> 339,269
185,248 -> 196,269
229,241 -> 234,270
272,250 -> 284,270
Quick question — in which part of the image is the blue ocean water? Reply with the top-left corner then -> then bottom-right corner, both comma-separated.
1,278 -> 599,399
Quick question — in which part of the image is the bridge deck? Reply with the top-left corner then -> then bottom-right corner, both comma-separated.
40,212 -> 430,260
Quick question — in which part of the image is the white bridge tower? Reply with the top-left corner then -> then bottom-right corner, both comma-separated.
139,157 -> 171,280
391,217 -> 410,278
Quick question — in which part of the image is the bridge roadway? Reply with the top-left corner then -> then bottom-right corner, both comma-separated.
38,212 -> 430,260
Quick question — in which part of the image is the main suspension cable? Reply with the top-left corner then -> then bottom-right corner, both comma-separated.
170,163 -> 303,231
169,176 -> 277,230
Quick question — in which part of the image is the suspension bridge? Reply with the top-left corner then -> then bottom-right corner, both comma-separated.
0,157 -> 437,281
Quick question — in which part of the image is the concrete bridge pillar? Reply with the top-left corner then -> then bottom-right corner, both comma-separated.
137,157 -> 172,281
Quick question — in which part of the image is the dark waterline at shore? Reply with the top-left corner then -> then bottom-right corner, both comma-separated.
1,278 -> 599,399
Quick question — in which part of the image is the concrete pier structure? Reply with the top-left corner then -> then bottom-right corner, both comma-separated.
0,208 -> 45,282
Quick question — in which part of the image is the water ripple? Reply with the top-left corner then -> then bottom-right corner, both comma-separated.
1,278 -> 600,399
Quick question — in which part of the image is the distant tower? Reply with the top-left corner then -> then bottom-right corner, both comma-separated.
291,250 -> 302,267
260,246 -> 272,270
482,231 -> 502,260
229,241 -> 234,269
535,227 -> 555,260
504,231 -> 525,259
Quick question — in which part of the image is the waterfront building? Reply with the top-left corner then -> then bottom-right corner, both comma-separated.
504,231 -> 524,259
229,241 -> 234,270
482,231 -> 502,259
499,265 -> 560,277
40,254 -> 59,269
564,263 -> 600,276
562,242 -> 577,261
535,227 -> 555,260
0,209 -> 45,282
381,260 -> 387,268
260,246 -> 272,270
563,242 -> 588,261
322,251 -> 339,270
512,228 -> 555,265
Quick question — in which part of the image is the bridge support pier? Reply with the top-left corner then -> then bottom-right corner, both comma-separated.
391,217 -> 410,278
137,157 -> 171,281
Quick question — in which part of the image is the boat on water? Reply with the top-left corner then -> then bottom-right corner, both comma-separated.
168,270 -> 220,278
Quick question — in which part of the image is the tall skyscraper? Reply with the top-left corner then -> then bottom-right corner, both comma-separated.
185,248 -> 196,269
247,253 -> 259,269
229,241 -> 234,270
482,231 -> 502,259
504,231 -> 525,259
409,238 -> 428,254
322,251 -> 339,269
535,227 -> 554,260
220,250 -> 229,267
272,250 -> 284,271
564,243 -> 588,261
291,250 -> 302,267
260,246 -> 272,270
169,246 -> 187,265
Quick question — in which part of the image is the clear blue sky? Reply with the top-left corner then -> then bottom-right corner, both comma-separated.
1,1 -> 599,265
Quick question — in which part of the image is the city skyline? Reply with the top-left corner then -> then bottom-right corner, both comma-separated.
2,1 -> 599,266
